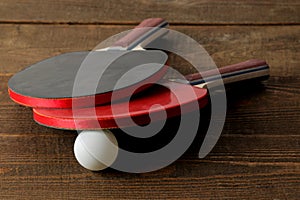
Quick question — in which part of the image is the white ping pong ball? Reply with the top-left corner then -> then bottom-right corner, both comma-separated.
74,130 -> 118,171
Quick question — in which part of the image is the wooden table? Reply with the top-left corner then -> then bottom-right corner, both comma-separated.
0,1 -> 299,199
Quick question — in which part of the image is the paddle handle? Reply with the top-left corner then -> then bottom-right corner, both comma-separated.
112,18 -> 168,50
187,59 -> 270,87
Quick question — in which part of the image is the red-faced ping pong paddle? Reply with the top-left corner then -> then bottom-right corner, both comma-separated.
33,59 -> 270,130
8,18 -> 169,108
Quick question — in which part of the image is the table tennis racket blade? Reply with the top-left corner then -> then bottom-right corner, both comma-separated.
33,59 -> 269,130
8,18 -> 169,108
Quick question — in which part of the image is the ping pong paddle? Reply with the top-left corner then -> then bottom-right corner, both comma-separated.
33,59 -> 270,130
8,18 -> 169,108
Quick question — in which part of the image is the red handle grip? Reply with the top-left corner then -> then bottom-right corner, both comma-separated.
186,59 -> 268,81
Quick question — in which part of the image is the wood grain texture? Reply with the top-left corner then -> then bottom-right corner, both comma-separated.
0,0 -> 299,24
0,0 -> 299,199
0,25 -> 299,76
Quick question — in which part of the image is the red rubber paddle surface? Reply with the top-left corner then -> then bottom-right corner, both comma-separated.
33,82 -> 208,130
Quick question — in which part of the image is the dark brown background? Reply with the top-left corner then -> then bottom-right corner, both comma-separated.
0,1 -> 299,199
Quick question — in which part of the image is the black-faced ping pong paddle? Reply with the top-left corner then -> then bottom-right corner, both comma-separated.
8,18 -> 169,108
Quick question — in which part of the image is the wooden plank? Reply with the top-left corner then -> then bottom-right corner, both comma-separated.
0,24 -> 299,77
0,165 -> 298,199
0,24 -> 127,75
0,0 -> 299,24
